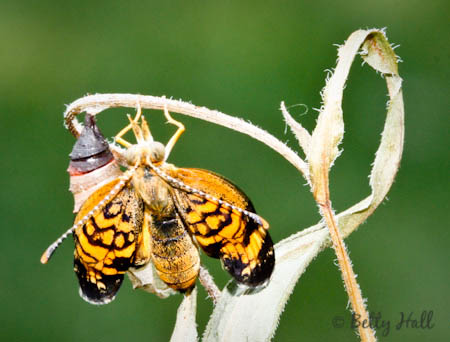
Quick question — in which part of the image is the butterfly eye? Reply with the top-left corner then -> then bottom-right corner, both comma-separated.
150,142 -> 166,164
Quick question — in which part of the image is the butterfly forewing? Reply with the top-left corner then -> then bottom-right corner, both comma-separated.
165,167 -> 275,287
73,179 -> 144,304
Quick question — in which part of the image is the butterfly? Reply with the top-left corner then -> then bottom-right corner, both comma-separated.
41,106 -> 275,304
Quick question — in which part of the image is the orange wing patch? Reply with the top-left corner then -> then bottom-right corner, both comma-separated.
73,180 -> 144,304
166,167 -> 275,286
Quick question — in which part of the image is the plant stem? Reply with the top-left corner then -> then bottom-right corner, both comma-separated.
199,266 -> 221,305
319,198 -> 376,342
63,93 -> 309,178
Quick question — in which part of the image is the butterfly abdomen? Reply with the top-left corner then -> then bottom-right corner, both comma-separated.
149,212 -> 200,291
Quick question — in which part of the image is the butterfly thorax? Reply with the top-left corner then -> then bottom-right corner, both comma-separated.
131,165 -> 172,214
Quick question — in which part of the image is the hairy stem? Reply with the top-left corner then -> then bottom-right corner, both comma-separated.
63,94 -> 309,178
320,200 -> 376,341
199,266 -> 221,305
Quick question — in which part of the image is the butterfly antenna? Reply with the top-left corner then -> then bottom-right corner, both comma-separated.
40,162 -> 140,264
146,159 -> 268,229
40,226 -> 75,264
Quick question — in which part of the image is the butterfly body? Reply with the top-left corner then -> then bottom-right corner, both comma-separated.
133,165 -> 200,291
43,109 -> 275,305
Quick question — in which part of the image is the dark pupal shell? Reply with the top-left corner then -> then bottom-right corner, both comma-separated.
67,114 -> 122,212
68,114 -> 114,175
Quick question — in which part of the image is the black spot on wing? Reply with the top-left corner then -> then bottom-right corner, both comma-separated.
103,201 -> 123,219
222,233 -> 275,287
74,258 -> 123,305
222,256 -> 246,283
195,238 -> 223,258
109,256 -> 134,272
121,212 -> 131,222
243,221 -> 258,246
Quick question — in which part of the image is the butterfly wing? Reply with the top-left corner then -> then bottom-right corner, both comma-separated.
73,179 -> 144,304
165,167 -> 275,287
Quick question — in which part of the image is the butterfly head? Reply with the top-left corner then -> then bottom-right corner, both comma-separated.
121,115 -> 166,167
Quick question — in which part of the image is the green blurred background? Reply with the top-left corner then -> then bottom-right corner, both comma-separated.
0,1 -> 448,341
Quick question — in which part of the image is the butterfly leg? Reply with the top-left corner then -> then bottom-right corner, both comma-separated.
115,102 -> 144,147
163,104 -> 185,161
139,115 -> 154,143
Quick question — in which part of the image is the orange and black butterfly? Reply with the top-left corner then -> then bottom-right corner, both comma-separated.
41,107 -> 275,304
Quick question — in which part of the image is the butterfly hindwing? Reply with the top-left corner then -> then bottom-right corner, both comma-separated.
73,179 -> 144,304
165,167 -> 275,287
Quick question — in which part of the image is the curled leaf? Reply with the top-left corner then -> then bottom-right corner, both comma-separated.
280,101 -> 312,160
203,28 -> 404,341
